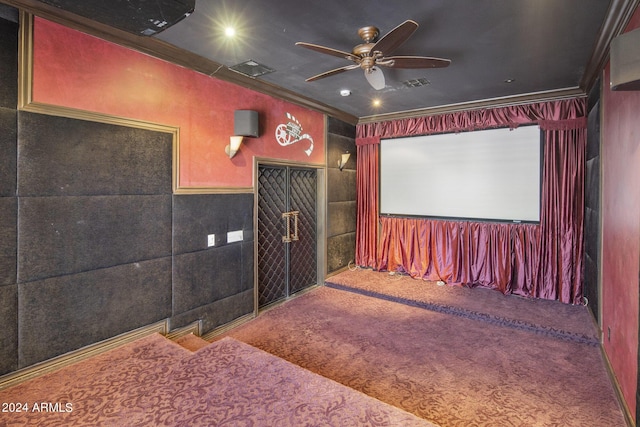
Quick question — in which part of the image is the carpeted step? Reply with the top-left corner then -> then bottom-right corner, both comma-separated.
0,333 -> 436,426
173,333 -> 210,352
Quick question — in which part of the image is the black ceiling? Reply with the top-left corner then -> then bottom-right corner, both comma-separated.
2,0 -> 638,123
158,0 -> 612,119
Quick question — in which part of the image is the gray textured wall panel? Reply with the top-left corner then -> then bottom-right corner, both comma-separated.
170,289 -> 253,332
584,97 -> 600,321
0,17 -> 17,109
173,193 -> 254,255
0,284 -> 17,375
18,257 -> 172,367
240,240 -> 253,291
326,117 -> 357,275
18,112 -> 172,196
172,193 -> 254,332
584,207 -> 599,259
173,244 -> 249,313
585,157 -> 600,208
586,102 -> 600,161
0,197 -> 16,285
327,116 -> 356,138
18,195 -> 172,282
0,108 -> 16,197
327,168 -> 357,203
328,201 -> 357,238
327,232 -> 356,272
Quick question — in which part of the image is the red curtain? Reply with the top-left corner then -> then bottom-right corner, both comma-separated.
377,217 -> 541,296
355,141 -> 380,267
536,125 -> 586,303
355,98 -> 587,304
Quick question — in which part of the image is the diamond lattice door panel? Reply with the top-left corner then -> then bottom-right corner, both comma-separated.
289,168 -> 317,295
257,165 -> 317,309
257,166 -> 288,308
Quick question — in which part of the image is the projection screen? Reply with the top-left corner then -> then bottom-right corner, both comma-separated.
380,125 -> 542,222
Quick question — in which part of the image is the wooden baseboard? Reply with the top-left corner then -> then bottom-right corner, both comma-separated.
601,346 -> 636,427
0,320 -> 168,391
325,260 -> 361,279
166,320 -> 203,340
201,313 -> 255,341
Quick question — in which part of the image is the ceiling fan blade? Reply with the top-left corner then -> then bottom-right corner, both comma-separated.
305,64 -> 360,82
382,55 -> 451,69
370,20 -> 418,56
364,66 -> 385,90
296,42 -> 358,61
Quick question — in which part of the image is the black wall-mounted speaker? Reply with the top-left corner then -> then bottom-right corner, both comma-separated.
610,27 -> 640,91
35,0 -> 195,36
234,110 -> 259,138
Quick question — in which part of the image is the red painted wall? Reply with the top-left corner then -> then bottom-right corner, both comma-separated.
31,18 -> 325,188
601,7 -> 640,417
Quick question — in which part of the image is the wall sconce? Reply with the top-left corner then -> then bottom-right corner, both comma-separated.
225,136 -> 244,158
338,152 -> 351,170
226,110 -> 259,159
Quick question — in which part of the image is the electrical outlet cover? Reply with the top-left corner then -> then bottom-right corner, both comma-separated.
227,230 -> 243,243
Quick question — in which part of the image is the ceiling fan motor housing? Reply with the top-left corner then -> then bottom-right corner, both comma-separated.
357,26 -> 379,43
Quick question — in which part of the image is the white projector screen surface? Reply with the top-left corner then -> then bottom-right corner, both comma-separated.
380,126 -> 541,222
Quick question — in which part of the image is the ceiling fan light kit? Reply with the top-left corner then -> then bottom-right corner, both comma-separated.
296,20 -> 450,90
365,67 -> 386,90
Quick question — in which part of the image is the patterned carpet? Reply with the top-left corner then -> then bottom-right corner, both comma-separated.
325,268 -> 600,345
0,269 -> 625,426
224,270 -> 626,427
0,333 -> 434,426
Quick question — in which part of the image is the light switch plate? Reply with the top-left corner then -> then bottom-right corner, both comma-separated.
207,234 -> 216,247
227,230 -> 243,243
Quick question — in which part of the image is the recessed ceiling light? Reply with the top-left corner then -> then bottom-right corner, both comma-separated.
224,26 -> 236,37
504,78 -> 515,83
340,89 -> 351,97
372,98 -> 382,107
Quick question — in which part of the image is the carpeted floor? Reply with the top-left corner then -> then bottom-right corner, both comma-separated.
325,268 -> 600,345
223,269 -> 626,427
0,268 -> 625,426
0,333 -> 434,426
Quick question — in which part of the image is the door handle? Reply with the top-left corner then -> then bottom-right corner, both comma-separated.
282,211 -> 299,243
282,211 -> 291,243
291,211 -> 299,241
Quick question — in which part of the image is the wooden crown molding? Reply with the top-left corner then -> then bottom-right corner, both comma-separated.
1,0 -> 358,125
3,0 -> 637,125
579,0 -> 640,94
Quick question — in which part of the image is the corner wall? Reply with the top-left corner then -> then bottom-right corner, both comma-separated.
0,7 -> 344,377
0,12 -> 18,375
601,6 -> 640,418
584,79 -> 601,321
0,13 -> 254,376
326,117 -> 356,274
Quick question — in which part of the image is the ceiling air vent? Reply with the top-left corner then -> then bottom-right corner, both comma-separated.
229,60 -> 275,78
402,78 -> 431,88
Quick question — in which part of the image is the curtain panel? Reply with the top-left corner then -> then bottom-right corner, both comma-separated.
355,143 -> 379,268
355,98 -> 587,304
378,217 -> 541,296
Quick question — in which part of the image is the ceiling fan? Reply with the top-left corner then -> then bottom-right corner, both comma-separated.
296,20 -> 451,90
